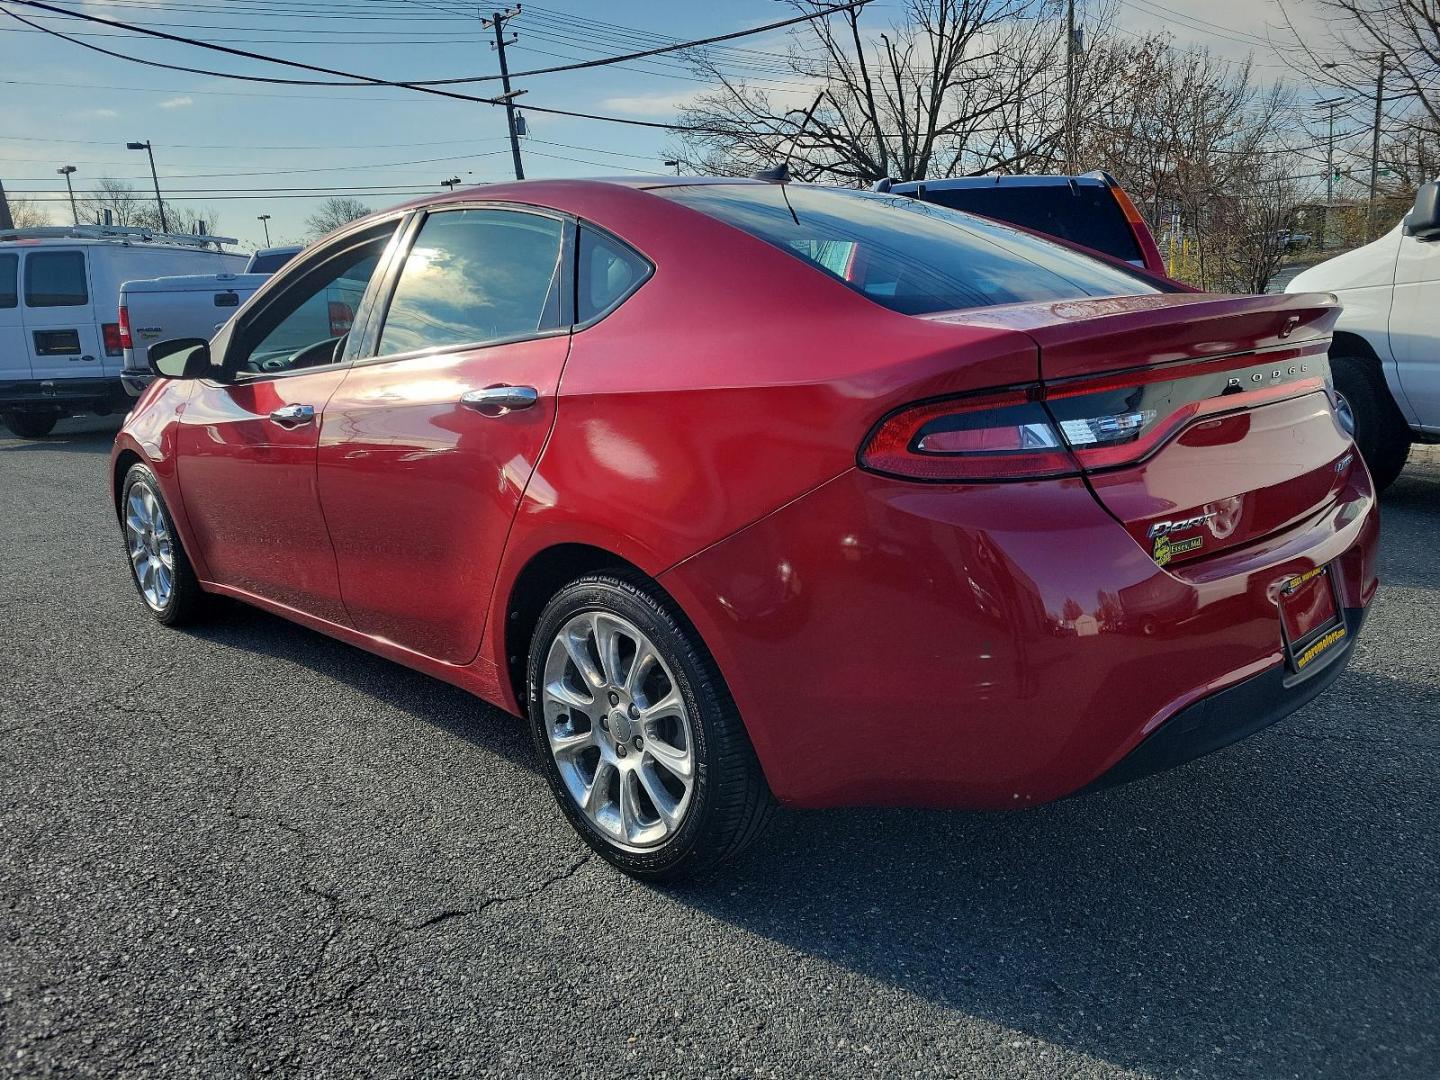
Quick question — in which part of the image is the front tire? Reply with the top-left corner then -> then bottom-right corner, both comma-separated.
120,464 -> 206,626
3,412 -> 57,439
527,571 -> 773,881
1332,358 -> 1410,492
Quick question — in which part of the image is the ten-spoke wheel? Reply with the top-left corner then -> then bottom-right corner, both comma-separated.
119,464 -> 205,625
527,571 -> 772,880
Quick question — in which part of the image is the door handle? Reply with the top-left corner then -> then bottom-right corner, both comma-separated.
460,385 -> 539,417
269,403 -> 315,426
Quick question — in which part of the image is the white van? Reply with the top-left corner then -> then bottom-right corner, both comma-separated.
0,224 -> 245,438
1287,183 -> 1440,490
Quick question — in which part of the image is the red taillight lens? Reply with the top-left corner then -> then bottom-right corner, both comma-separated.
328,300 -> 354,336
102,322 -> 124,357
117,306 -> 133,351
860,391 -> 1079,481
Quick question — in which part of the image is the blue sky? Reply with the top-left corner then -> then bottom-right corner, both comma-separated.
1,0 -> 1319,251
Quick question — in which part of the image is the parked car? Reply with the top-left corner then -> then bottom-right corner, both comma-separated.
119,245 -> 305,397
112,179 -> 1376,879
874,171 -> 1167,275
1286,182 -> 1440,489
0,224 -> 244,437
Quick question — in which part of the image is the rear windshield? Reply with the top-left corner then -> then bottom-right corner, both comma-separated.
655,185 -> 1159,315
915,184 -> 1145,263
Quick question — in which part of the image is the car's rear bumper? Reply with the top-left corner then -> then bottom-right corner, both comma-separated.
1082,603 -> 1366,794
0,377 -> 130,415
659,464 -> 1379,810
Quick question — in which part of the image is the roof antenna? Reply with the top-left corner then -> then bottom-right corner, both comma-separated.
753,90 -> 825,224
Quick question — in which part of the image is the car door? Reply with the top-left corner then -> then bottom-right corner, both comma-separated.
175,220 -> 403,623
1390,230 -> 1440,433
317,205 -> 573,663
22,248 -> 104,381
0,253 -> 24,383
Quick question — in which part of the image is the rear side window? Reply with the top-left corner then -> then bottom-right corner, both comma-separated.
378,208 -> 564,355
25,251 -> 88,307
577,226 -> 651,323
916,184 -> 1144,263
0,254 -> 16,308
656,185 -> 1159,315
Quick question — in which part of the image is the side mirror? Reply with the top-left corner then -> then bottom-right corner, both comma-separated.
147,338 -> 210,380
1405,182 -> 1440,241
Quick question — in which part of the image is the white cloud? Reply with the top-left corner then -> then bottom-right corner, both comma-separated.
599,87 -> 713,117
158,96 -> 194,109
87,108 -> 119,118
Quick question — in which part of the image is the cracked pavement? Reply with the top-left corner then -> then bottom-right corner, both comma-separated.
2,417 -> 1438,1079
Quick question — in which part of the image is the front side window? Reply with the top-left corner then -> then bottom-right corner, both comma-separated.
232,226 -> 394,376
377,208 -> 564,356
655,184 -> 1161,315
577,226 -> 650,323
0,254 -> 16,309
25,251 -> 87,307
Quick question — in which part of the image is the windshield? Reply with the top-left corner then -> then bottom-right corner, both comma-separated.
655,184 -> 1162,316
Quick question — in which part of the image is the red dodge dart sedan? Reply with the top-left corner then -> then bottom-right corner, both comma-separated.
112,178 -> 1378,879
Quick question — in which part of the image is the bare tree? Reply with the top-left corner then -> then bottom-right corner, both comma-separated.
305,197 -> 372,239
669,0 -> 1058,184
75,178 -> 220,235
7,195 -> 51,228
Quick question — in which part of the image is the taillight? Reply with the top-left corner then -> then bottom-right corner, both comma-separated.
102,322 -> 124,357
117,305 -> 133,350
860,353 -> 1330,483
860,391 -> 1078,481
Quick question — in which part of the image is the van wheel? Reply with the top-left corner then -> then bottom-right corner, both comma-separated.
120,464 -> 206,625
526,571 -> 774,881
3,412 -> 57,439
1332,358 -> 1410,492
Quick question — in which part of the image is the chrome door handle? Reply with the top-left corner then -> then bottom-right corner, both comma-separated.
269,403 -> 315,426
461,385 -> 538,416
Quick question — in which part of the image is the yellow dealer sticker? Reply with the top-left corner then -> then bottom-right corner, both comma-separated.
1295,625 -> 1347,670
1152,534 -> 1202,567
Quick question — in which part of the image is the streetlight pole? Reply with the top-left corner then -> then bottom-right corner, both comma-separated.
441,176 -> 463,192
663,159 -> 681,176
257,214 -> 271,245
57,165 -> 78,225
126,140 -> 168,233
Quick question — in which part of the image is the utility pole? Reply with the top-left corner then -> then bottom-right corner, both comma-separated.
664,159 -> 682,175
57,166 -> 78,225
1315,98 -> 1342,250
1064,0 -> 1076,173
1367,54 -> 1386,242
257,214 -> 271,245
483,7 -> 526,181
126,141 -> 168,233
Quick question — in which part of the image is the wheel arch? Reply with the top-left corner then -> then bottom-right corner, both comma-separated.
502,543 -> 655,712
112,447 -> 144,518
1331,330 -> 1413,424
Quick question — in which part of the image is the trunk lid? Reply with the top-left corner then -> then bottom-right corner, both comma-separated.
931,292 -> 1354,566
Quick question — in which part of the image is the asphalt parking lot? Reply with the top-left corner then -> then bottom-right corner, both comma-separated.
2,416 -> 1437,1080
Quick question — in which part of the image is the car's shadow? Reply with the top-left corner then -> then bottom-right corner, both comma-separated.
188,592 -> 1439,1078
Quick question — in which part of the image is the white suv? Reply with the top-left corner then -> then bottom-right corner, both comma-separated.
1287,183 -> 1440,490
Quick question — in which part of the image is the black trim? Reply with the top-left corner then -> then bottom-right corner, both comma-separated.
1083,604 -> 1367,794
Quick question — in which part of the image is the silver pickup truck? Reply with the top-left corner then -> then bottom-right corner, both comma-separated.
120,245 -> 301,396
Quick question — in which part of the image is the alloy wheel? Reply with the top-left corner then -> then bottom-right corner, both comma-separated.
541,611 -> 696,850
124,482 -> 175,611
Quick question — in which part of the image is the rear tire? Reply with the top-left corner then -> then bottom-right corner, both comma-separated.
1332,358 -> 1410,492
526,570 -> 773,881
3,412 -> 57,439
120,464 -> 206,626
